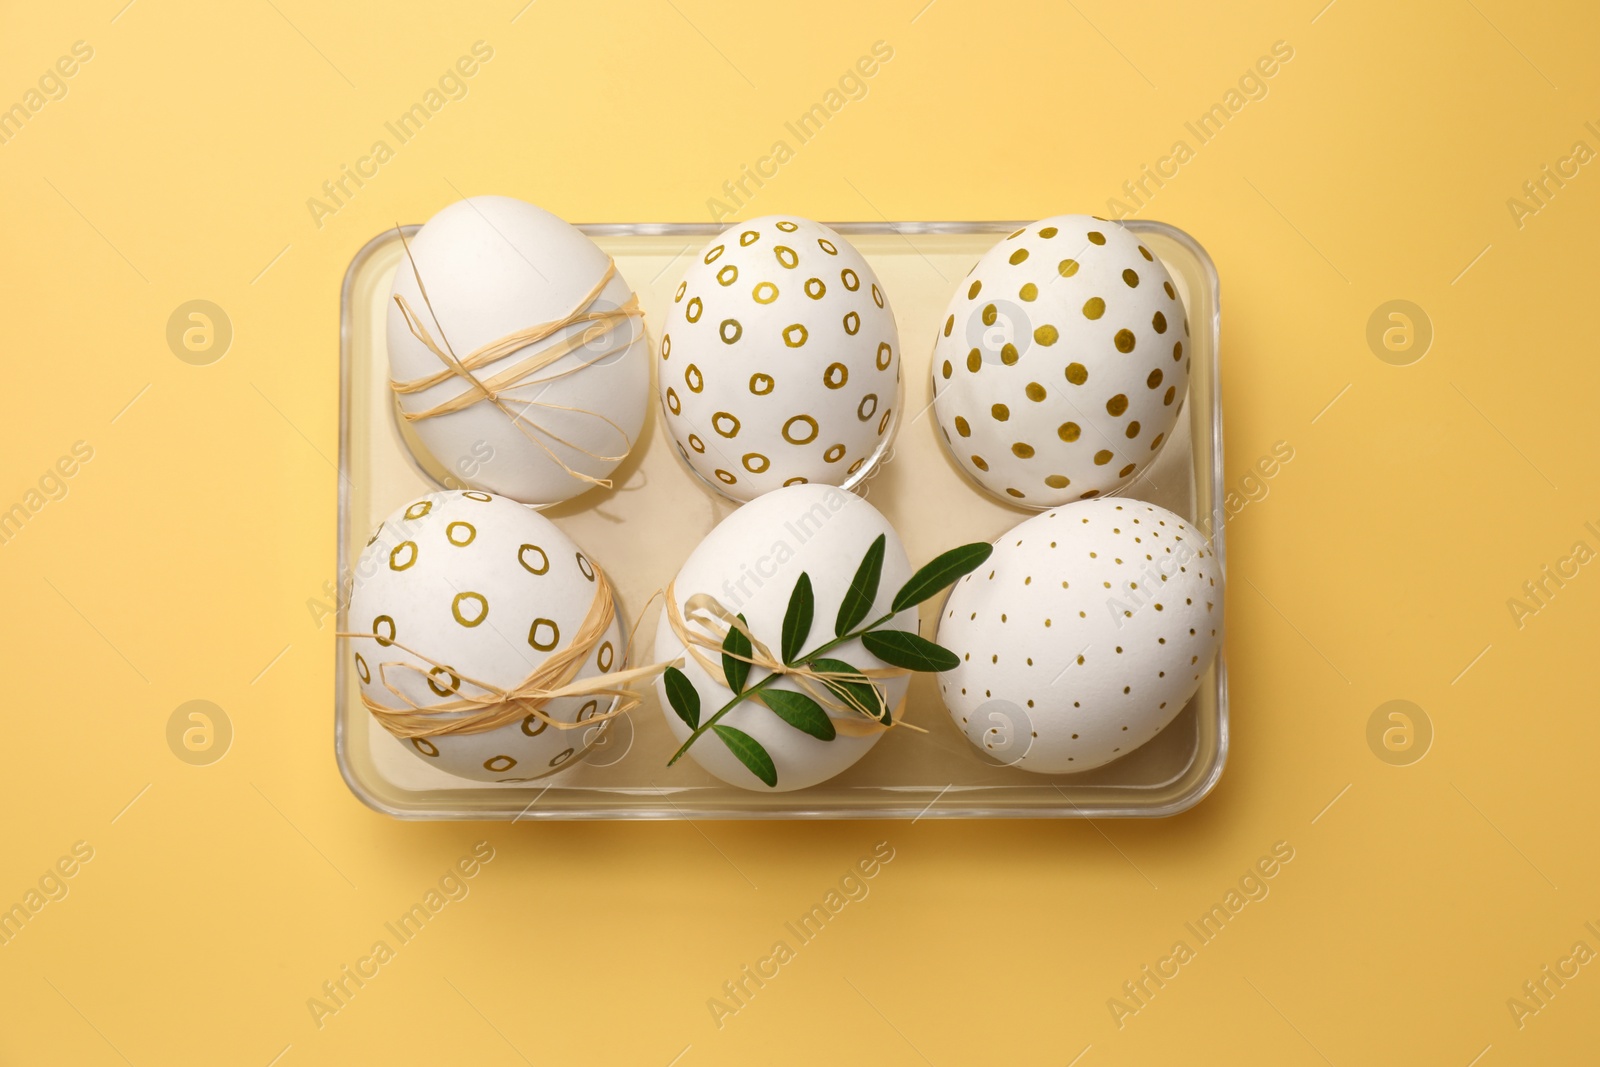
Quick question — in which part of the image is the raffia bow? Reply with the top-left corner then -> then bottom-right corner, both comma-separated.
339,563 -> 673,740
662,581 -> 921,738
389,227 -> 645,489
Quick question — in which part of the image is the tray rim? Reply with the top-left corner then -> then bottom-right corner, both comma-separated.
335,218 -> 1227,820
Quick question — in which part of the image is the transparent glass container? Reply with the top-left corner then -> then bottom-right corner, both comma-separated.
337,220 -> 1226,819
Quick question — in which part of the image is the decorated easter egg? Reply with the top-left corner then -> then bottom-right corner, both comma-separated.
653,484 -> 915,790
347,490 -> 625,782
659,216 -> 900,501
936,499 -> 1220,773
931,215 -> 1189,507
387,195 -> 649,507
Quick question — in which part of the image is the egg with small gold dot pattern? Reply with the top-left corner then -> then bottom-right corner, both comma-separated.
936,499 -> 1220,773
660,216 -> 901,501
931,215 -> 1189,507
347,490 -> 625,782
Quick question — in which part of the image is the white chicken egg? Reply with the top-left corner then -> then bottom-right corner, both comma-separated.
931,215 -> 1189,507
386,195 -> 649,507
936,498 -> 1221,773
659,216 -> 901,501
347,490 -> 625,782
653,484 -> 914,790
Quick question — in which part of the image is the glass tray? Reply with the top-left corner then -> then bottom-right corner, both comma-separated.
336,219 -> 1226,819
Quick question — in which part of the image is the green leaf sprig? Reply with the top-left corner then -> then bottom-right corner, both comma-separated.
662,536 -> 993,788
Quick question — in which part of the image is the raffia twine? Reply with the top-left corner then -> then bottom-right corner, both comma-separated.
388,227 -> 644,490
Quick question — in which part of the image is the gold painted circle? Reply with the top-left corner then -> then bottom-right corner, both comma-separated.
576,553 -> 595,581
753,281 -> 779,304
427,665 -> 460,697
389,541 -> 417,571
713,411 -> 742,438
742,452 -> 770,473
749,373 -> 775,395
412,738 -> 440,757
824,362 -> 848,389
857,393 -> 878,421
373,615 -> 396,646
527,617 -> 560,651
519,544 -> 549,575
783,414 -> 819,445
446,521 -> 476,547
774,245 -> 798,268
451,593 -> 488,628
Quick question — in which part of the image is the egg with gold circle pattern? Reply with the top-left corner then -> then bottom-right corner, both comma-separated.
347,490 -> 625,782
659,216 -> 901,502
931,215 -> 1189,507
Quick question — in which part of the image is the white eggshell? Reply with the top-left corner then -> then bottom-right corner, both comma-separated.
348,490 -> 625,782
387,196 -> 649,506
653,484 -> 914,791
658,216 -> 901,501
931,215 -> 1190,507
936,499 -> 1221,773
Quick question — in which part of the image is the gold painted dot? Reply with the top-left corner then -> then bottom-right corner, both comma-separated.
1107,394 -> 1129,416
824,443 -> 845,463
783,323 -> 809,347
1019,282 -> 1038,301
982,303 -> 998,326
1094,449 -> 1113,465
1012,442 -> 1034,459
1034,324 -> 1059,346
1001,343 -> 1018,365
1115,329 -> 1136,353
717,264 -> 738,286
967,349 -> 982,373
991,403 -> 1010,421
944,315 -> 954,336
1153,311 -> 1167,333
1065,362 -> 1088,385
876,343 -> 892,370
719,318 -> 741,343
1139,245 -> 1154,261
1006,488 -> 1025,498
749,372 -> 774,395
954,416 -> 970,437
1164,281 -> 1176,299
842,311 -> 860,335
1173,341 -> 1184,361
1148,369 -> 1164,388
713,411 -> 741,437
1040,226 -> 1058,238
1083,297 -> 1105,319
971,455 -> 989,471
753,281 -> 779,304
774,245 -> 798,268
783,414 -> 819,444
1119,463 -> 1136,477
688,433 -> 706,453
1045,474 -> 1069,489
804,277 -> 826,299
1058,259 -> 1079,277
1087,231 -> 1106,245
742,452 -> 770,473
1126,421 -> 1141,439
1058,422 -> 1080,442
858,393 -> 878,421
685,364 -> 703,392
1150,432 -> 1165,451
941,360 -> 953,379
1025,382 -> 1046,402
841,268 -> 860,290
1009,248 -> 1029,265
1164,386 -> 1177,406
1122,269 -> 1139,287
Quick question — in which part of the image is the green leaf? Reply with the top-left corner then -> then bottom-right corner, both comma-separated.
891,542 -> 994,613
760,688 -> 836,741
721,614 -> 751,695
835,533 -> 886,637
809,657 -> 888,724
781,573 -> 814,665
861,629 -> 962,672
662,666 -> 700,729
713,725 -> 777,787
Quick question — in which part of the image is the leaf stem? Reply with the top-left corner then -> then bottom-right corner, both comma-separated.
665,610 -> 898,766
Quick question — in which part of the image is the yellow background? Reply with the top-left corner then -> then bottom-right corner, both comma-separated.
3,0 -> 1596,1063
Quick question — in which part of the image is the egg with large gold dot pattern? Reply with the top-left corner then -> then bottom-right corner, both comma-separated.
936,499 -> 1220,773
931,215 -> 1189,507
347,490 -> 625,782
659,217 -> 901,502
